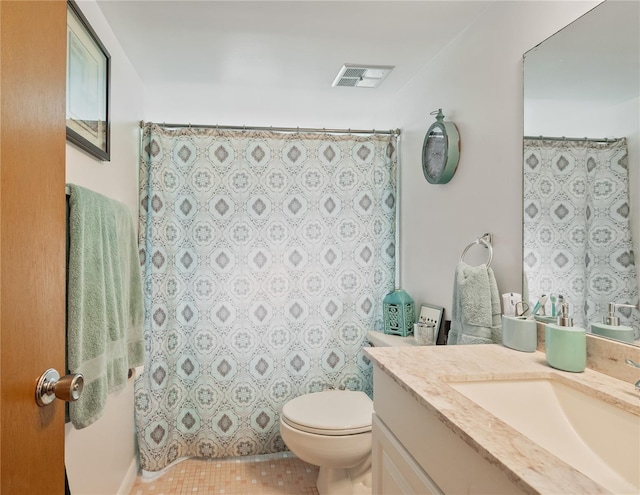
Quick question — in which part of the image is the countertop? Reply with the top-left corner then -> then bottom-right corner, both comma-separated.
364,344 -> 640,494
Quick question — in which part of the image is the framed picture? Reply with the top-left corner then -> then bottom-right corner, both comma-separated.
418,304 -> 444,344
66,0 -> 110,161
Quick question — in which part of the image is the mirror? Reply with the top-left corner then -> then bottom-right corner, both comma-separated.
523,0 -> 640,345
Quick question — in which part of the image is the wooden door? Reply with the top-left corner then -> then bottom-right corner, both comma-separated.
0,1 -> 67,493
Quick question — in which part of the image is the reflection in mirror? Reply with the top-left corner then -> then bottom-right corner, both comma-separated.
523,0 -> 640,345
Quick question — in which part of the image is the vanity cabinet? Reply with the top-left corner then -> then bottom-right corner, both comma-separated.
372,366 -> 525,495
372,414 -> 443,494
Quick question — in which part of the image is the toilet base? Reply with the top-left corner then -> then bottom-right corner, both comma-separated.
316,455 -> 371,495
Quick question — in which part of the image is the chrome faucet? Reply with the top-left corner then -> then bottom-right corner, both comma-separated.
625,359 -> 640,392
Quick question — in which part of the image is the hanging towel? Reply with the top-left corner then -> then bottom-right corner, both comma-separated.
448,262 -> 502,345
66,184 -> 145,429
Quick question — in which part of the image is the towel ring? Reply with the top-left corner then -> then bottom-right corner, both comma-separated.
459,237 -> 493,267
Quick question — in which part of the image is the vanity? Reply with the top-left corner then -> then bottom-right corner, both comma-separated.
365,341 -> 640,495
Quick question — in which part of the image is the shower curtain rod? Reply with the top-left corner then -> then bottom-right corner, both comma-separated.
140,121 -> 400,136
524,135 -> 620,143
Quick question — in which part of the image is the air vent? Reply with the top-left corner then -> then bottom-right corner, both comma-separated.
336,78 -> 359,87
343,68 -> 367,79
332,64 -> 394,88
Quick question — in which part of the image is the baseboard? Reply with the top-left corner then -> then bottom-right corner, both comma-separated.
118,457 -> 139,495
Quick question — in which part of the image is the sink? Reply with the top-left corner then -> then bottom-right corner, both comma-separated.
450,378 -> 639,494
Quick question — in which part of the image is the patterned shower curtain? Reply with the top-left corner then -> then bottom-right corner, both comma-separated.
135,123 -> 397,472
523,138 -> 639,334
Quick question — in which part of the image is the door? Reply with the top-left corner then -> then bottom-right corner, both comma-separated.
1,1 -> 67,493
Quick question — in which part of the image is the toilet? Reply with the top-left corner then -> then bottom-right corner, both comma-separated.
280,390 -> 374,495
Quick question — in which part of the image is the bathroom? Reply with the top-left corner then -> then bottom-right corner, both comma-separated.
1,0 -> 638,493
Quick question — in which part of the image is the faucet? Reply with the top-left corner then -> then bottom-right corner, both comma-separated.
625,359 -> 640,392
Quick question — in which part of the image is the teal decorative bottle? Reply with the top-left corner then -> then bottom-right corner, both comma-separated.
383,289 -> 415,337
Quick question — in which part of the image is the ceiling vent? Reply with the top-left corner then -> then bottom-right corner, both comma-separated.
332,64 -> 394,88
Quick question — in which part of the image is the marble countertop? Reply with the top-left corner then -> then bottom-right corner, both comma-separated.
364,344 -> 640,494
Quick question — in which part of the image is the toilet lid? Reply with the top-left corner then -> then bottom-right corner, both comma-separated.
281,390 -> 373,436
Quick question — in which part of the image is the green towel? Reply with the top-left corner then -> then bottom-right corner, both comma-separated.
67,184 -> 145,429
449,262 -> 502,345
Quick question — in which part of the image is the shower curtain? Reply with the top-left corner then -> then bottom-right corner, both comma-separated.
523,138 -> 639,333
135,123 -> 397,472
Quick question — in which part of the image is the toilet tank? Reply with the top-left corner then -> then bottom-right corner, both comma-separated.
366,331 -> 418,348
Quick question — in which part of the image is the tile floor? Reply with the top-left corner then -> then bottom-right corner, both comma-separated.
129,452 -> 319,495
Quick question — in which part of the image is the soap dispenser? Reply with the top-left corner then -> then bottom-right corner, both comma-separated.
590,302 -> 636,344
545,302 -> 586,372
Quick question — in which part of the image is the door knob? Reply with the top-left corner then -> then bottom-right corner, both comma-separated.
35,368 -> 84,407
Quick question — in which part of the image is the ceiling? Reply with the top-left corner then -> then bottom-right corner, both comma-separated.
96,1 -> 493,97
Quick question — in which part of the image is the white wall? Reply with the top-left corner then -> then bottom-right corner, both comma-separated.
65,0 -> 145,493
373,0 -> 599,317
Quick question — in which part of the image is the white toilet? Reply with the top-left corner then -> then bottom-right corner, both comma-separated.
280,390 -> 374,495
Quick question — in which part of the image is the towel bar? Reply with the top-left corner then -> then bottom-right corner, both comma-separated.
460,234 -> 493,267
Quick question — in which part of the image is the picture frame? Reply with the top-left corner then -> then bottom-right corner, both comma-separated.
66,0 -> 110,161
418,304 -> 444,344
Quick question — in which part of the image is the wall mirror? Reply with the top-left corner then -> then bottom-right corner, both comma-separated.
523,0 -> 639,346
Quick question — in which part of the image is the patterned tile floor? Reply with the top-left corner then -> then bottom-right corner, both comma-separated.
129,452 -> 319,495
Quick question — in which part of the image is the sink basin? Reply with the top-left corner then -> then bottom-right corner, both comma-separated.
450,378 -> 639,494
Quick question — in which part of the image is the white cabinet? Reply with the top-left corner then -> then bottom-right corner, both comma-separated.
373,414 -> 443,495
372,365 -> 525,495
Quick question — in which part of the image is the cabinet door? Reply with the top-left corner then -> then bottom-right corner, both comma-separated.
372,414 -> 444,495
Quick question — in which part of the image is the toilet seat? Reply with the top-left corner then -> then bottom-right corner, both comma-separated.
281,390 -> 373,436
